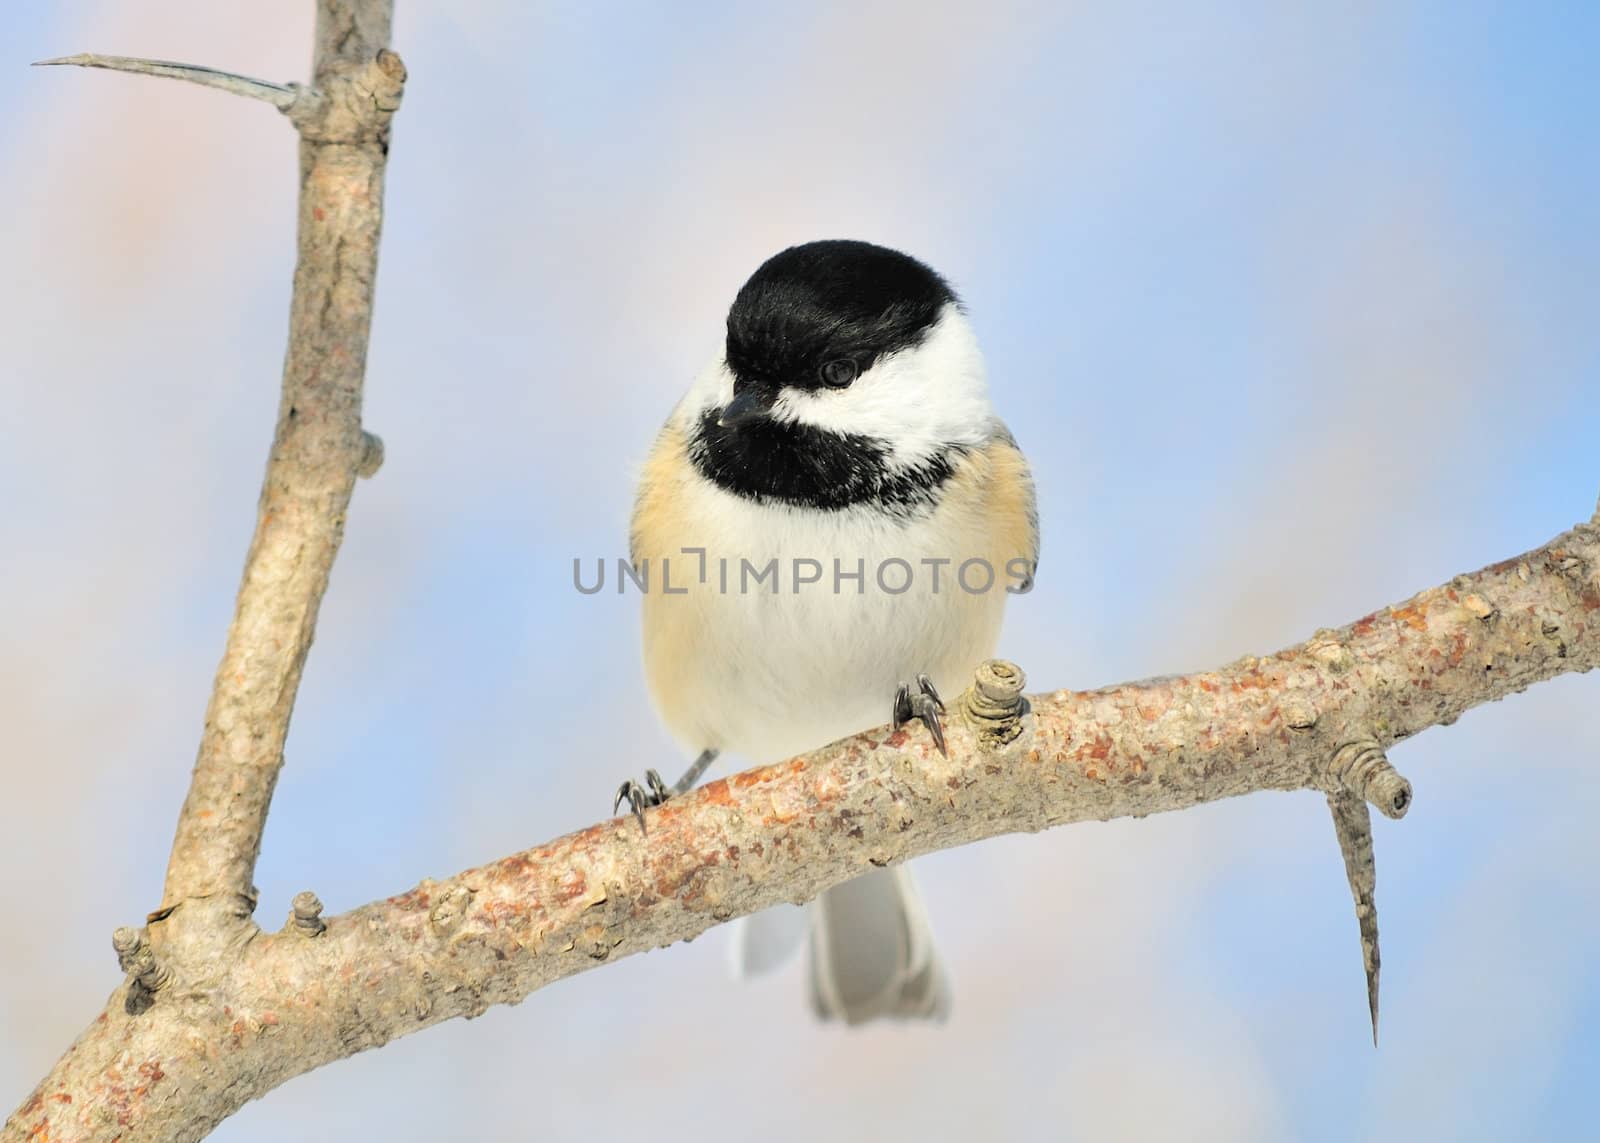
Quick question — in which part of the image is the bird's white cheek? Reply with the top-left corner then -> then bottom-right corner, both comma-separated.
770,314 -> 996,464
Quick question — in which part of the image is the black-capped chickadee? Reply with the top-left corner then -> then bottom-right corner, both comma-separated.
619,239 -> 1038,1024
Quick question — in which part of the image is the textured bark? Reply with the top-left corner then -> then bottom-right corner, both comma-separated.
8,518 -> 1599,1142
158,3 -> 402,944
8,3 -> 1600,1141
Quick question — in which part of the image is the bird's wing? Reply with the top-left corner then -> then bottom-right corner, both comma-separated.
985,423 -> 1040,586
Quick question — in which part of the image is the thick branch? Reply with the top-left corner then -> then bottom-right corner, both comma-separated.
156,8 -> 403,933
9,518 -> 1597,1143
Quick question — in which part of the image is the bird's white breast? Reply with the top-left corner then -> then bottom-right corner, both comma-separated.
633,429 -> 1034,765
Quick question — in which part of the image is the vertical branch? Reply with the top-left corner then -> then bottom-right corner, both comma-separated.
159,2 -> 403,929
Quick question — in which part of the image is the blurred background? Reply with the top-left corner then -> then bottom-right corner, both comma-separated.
2,2 -> 1597,1140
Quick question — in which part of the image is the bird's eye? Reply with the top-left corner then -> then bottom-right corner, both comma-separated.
820,358 -> 858,388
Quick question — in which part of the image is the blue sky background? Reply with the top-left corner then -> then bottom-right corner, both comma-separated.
2,3 -> 1597,1140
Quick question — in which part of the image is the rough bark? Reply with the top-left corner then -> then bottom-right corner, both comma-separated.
157,3 -> 401,950
9,517 -> 1599,1142
8,3 -> 1600,1141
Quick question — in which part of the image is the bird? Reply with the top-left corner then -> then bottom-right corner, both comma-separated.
619,239 -> 1038,1024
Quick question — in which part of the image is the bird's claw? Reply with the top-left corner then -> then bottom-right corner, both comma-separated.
893,673 -> 948,755
614,768 -> 670,831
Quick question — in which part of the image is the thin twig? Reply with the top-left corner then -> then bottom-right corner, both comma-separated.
33,54 -> 301,111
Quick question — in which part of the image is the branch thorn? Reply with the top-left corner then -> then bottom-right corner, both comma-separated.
33,53 -> 304,113
1325,793 -> 1382,1045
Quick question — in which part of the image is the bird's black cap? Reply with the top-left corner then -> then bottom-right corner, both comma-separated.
724,240 -> 957,393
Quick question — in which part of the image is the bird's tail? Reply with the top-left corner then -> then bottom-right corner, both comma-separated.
733,865 -> 951,1024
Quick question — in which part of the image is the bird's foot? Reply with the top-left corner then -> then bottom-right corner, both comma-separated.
614,768 -> 670,831
893,673 -> 948,755
611,750 -> 720,834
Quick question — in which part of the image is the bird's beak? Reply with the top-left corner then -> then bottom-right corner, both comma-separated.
717,386 -> 775,429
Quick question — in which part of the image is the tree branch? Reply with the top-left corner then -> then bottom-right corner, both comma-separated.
9,3 -> 1600,1139
153,7 -> 403,942
7,516 -> 1598,1142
